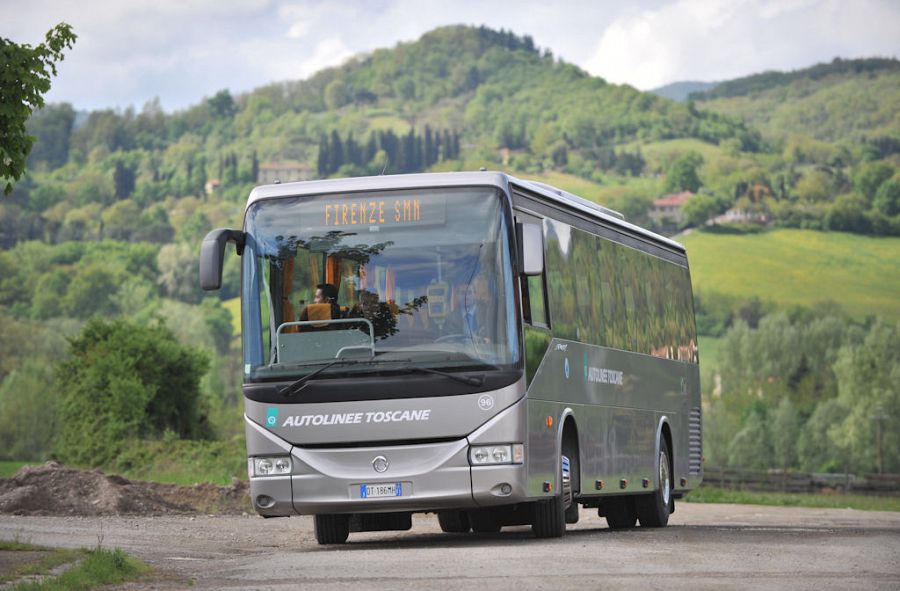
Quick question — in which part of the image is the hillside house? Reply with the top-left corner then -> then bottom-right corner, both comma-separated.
257,161 -> 311,185
204,179 -> 221,196
709,208 -> 770,226
648,191 -> 694,227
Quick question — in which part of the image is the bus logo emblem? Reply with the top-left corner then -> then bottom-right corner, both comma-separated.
564,358 -> 570,379
372,455 -> 390,473
478,395 -> 494,411
266,407 -> 278,427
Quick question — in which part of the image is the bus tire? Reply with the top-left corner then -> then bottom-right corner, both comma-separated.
636,439 -> 672,528
562,430 -> 580,524
532,436 -> 573,538
469,511 -> 501,533
314,514 -> 350,544
438,510 -> 471,533
604,496 -> 637,529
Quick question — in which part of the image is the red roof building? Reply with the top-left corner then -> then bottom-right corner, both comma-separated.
649,191 -> 694,226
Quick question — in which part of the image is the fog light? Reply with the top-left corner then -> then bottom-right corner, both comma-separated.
256,494 -> 275,509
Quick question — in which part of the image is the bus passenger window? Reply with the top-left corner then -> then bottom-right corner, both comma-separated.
527,273 -> 548,327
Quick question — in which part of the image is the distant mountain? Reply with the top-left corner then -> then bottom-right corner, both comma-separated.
649,81 -> 719,102
690,57 -> 899,101
238,25 -> 759,155
691,58 -> 900,142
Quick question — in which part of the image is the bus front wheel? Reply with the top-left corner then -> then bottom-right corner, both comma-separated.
438,510 -> 472,533
314,514 -> 350,544
532,436 -> 575,538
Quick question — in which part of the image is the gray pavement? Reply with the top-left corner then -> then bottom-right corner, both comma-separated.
2,503 -> 899,590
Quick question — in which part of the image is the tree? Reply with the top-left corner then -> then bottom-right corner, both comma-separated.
53,318 -> 209,466
158,242 -> 204,304
1,23 -> 77,194
62,263 -> 120,318
682,193 -> 719,227
825,193 -> 870,233
25,102 -> 76,170
324,79 -> 350,110
0,361 -> 57,460
727,402 -> 773,469
873,179 -> 900,217
664,152 -> 703,193
771,397 -> 800,470
853,162 -> 894,202
830,321 -> 899,473
207,89 -> 236,119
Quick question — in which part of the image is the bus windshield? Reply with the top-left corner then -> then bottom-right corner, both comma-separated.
241,187 -> 519,380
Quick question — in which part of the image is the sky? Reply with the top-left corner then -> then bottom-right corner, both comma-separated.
3,0 -> 899,112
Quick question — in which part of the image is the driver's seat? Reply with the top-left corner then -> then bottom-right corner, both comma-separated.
304,303 -> 334,329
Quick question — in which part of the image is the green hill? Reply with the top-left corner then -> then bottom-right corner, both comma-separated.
650,80 -> 720,102
692,58 -> 900,142
680,229 -> 900,322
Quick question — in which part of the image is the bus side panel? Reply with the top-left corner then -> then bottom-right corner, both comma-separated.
526,338 -> 688,497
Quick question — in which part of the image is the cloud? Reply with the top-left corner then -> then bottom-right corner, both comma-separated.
3,0 -> 898,110
584,0 -> 900,89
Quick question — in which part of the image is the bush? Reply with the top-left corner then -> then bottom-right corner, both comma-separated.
53,318 -> 210,466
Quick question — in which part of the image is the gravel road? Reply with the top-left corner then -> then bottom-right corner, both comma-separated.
2,503 -> 899,590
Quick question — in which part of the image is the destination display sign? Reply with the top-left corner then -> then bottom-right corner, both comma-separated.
319,195 -> 446,229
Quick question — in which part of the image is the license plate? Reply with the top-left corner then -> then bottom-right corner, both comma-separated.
361,482 -> 402,498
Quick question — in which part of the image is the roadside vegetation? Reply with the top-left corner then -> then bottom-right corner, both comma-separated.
0,542 -> 147,590
685,487 -> 900,512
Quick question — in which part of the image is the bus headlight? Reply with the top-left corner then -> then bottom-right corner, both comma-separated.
253,456 -> 292,476
469,444 -> 524,465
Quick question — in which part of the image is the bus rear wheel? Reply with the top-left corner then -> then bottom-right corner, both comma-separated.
438,510 -> 471,533
314,514 -> 350,544
603,496 -> 637,529
636,439 -> 672,527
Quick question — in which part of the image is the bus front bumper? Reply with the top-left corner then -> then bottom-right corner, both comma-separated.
248,438 -> 529,516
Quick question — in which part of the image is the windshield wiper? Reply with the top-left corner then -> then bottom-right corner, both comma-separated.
404,366 -> 485,387
278,358 -> 489,397
278,359 -> 362,398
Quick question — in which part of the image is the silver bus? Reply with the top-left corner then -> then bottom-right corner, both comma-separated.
200,171 -> 701,544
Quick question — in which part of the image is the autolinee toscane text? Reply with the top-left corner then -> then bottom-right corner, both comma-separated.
282,409 -> 432,427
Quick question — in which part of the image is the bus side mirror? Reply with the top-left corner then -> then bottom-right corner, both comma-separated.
199,228 -> 245,291
516,222 -> 543,276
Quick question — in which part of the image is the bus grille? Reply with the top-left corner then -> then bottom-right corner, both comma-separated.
689,406 -> 702,474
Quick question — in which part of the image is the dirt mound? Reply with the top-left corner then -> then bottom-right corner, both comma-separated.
0,462 -> 250,516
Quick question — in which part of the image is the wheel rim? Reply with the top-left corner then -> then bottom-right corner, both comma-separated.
659,450 -> 670,506
561,454 -> 572,507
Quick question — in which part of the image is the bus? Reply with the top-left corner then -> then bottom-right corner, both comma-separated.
199,171 -> 701,544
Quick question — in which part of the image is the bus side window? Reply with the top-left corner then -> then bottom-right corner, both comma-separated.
525,272 -> 549,328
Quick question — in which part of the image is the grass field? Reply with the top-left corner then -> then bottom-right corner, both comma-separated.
679,229 -> 900,322
685,486 -> 900,512
0,462 -> 28,478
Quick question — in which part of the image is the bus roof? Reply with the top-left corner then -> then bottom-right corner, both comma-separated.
245,171 -> 684,254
